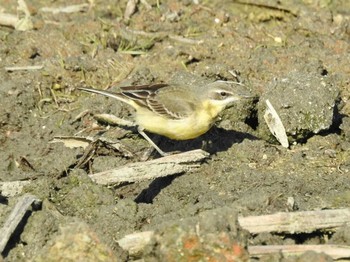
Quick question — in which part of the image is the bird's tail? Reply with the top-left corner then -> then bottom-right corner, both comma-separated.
77,87 -> 133,106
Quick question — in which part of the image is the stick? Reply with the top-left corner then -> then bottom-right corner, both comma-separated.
93,114 -> 136,127
51,135 -> 134,159
238,208 -> 350,234
88,149 -> 209,185
0,13 -> 18,28
4,65 -> 44,72
0,195 -> 41,254
40,4 -> 89,14
248,245 -> 350,260
168,35 -> 204,44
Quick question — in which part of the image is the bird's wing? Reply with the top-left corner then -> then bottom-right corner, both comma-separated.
121,84 -> 197,119
120,84 -> 167,108
120,83 -> 168,92
146,96 -> 194,119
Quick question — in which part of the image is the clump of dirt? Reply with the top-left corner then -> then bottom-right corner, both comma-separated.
258,69 -> 339,143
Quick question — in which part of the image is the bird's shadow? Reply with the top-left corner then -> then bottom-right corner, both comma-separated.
134,127 -> 258,204
157,126 -> 258,155
134,175 -> 177,204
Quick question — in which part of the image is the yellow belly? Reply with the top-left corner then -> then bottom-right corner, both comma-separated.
135,108 -> 214,140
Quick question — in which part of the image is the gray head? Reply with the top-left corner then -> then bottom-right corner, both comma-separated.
203,81 -> 252,109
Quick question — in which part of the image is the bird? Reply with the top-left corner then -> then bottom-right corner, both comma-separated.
78,81 -> 251,156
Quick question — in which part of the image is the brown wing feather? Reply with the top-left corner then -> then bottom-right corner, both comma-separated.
120,84 -> 197,119
120,84 -> 168,91
120,84 -> 168,108
146,95 -> 188,119
148,86 -> 198,119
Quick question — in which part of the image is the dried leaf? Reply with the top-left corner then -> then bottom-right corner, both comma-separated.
264,99 -> 289,148
50,136 -> 91,149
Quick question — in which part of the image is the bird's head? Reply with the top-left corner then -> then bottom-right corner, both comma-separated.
203,81 -> 252,112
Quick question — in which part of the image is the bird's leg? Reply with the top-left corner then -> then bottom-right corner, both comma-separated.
137,127 -> 168,157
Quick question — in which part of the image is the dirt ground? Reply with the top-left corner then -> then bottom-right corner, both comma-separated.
1,0 -> 350,261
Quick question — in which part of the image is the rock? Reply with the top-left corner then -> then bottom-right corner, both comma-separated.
147,207 -> 249,261
258,71 -> 339,144
33,221 -> 124,262
340,116 -> 350,141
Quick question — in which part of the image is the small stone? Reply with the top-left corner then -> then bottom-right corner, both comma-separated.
33,222 -> 123,261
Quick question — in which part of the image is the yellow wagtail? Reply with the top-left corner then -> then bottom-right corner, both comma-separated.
78,81 -> 250,156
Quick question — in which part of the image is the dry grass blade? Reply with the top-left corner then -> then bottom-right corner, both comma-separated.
40,4 -> 89,14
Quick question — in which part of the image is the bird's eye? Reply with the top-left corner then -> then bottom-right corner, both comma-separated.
220,91 -> 227,97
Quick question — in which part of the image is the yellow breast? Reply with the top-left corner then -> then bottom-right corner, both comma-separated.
134,107 -> 215,140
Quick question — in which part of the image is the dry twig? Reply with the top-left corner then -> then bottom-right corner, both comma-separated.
168,35 -> 204,44
238,208 -> 350,234
4,65 -> 44,72
232,0 -> 297,17
248,245 -> 350,260
0,195 -> 41,254
0,13 -> 18,28
40,4 -> 89,14
88,149 -> 209,185
94,113 -> 136,127
50,135 -> 134,158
